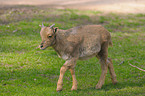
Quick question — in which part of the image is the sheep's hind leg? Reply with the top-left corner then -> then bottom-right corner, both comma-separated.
96,58 -> 108,89
107,58 -> 117,84
96,42 -> 109,89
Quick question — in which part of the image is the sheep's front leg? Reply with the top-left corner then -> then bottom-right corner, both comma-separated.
69,68 -> 77,90
56,65 -> 69,92
56,58 -> 77,91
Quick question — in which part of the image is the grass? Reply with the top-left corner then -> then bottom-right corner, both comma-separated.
0,5 -> 145,96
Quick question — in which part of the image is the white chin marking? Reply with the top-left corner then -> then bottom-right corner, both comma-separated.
40,47 -> 46,50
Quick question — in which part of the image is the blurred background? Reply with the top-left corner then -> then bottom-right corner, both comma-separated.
1,0 -> 145,13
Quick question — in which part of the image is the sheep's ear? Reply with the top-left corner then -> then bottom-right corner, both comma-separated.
54,27 -> 58,33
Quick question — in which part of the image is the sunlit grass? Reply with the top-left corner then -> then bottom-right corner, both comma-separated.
0,5 -> 145,96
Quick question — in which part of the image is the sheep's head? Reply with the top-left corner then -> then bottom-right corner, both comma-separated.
39,23 -> 57,50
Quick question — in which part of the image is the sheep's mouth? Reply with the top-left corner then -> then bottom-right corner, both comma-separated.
39,44 -> 48,50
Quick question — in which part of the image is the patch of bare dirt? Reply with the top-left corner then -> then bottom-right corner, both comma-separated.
0,0 -> 145,14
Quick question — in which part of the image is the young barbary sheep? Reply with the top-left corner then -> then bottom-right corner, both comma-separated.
39,23 -> 117,91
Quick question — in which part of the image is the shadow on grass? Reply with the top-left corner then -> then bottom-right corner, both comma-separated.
1,66 -> 145,92
76,79 -> 145,92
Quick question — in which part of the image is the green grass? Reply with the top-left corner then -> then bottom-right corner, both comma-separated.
0,5 -> 145,96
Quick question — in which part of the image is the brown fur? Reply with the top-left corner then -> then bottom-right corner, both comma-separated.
39,24 -> 117,91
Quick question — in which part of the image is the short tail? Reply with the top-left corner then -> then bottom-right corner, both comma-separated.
109,39 -> 113,47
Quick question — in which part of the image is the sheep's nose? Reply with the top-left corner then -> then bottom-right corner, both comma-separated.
40,45 -> 43,48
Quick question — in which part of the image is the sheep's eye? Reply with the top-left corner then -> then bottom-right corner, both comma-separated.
48,35 -> 52,38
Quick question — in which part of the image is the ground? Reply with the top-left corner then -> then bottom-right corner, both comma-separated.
0,1 -> 145,96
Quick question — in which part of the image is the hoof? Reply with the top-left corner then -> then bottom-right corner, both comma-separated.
57,90 -> 62,92
113,81 -> 118,85
71,87 -> 77,91
96,85 -> 102,89
56,87 -> 63,92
